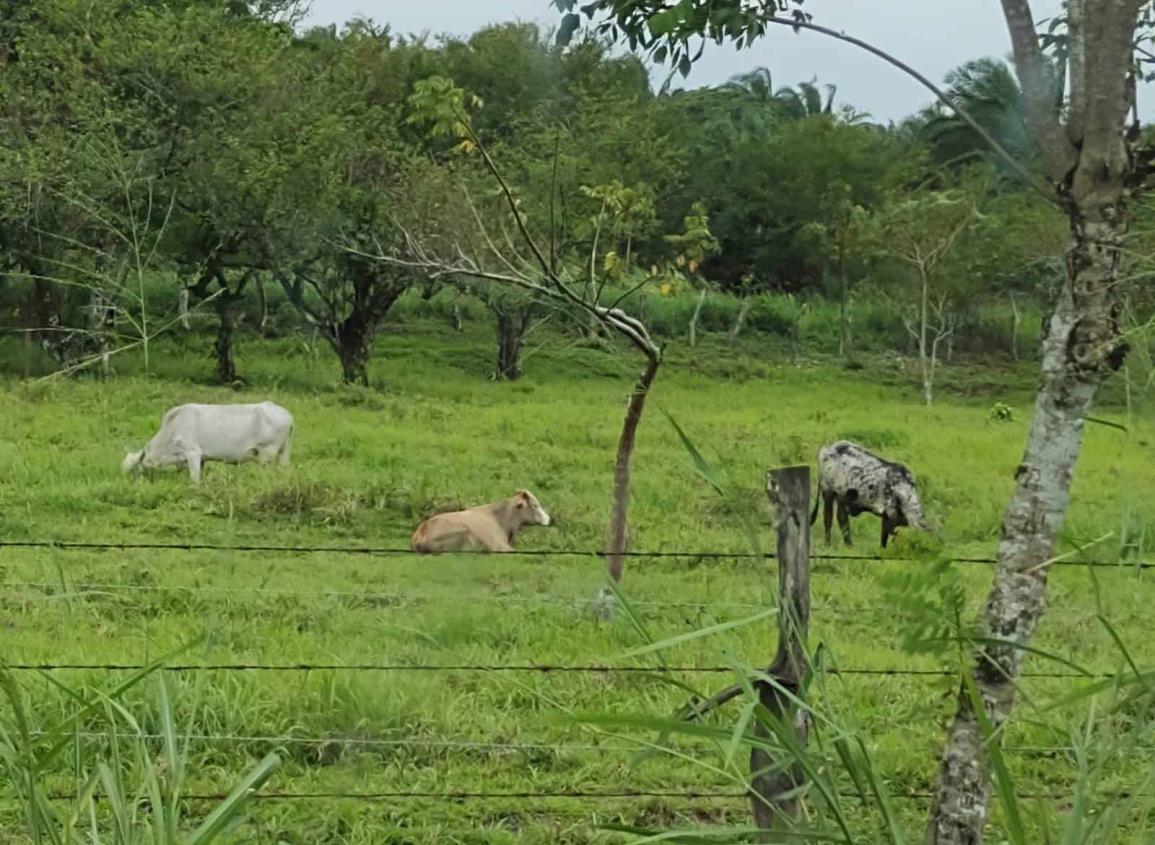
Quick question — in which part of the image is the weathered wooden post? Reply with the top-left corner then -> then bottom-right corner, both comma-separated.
750,465 -> 811,833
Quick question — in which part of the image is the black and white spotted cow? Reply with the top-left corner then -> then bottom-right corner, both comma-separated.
810,440 -> 926,548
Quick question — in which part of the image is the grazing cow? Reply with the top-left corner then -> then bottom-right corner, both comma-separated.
411,490 -> 552,553
810,440 -> 926,548
121,401 -> 293,483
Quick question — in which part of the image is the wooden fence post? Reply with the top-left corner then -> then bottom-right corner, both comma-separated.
750,465 -> 811,833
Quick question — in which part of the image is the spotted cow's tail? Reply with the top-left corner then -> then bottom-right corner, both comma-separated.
809,481 -> 821,526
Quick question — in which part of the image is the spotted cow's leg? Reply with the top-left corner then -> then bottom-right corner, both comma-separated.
836,499 -> 852,546
822,492 -> 835,545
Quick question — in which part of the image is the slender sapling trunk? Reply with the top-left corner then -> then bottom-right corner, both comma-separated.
689,289 -> 706,348
606,354 -> 661,583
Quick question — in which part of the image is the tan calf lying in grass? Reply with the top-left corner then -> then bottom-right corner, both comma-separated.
410,490 -> 552,553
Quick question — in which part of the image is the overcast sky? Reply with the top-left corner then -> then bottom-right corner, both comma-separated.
301,0 -> 1152,125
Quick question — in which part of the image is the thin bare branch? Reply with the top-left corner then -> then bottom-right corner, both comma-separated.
605,273 -> 659,314
589,198 -> 607,299
550,127 -> 561,275
460,112 -> 555,280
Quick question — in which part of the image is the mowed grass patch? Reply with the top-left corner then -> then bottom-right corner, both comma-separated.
2,328 -> 1155,842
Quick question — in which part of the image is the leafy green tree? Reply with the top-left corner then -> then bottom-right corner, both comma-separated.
922,58 -> 1037,174
773,78 -> 834,119
862,190 -> 979,404
713,115 -> 912,292
263,25 -> 437,386
951,178 -> 1066,359
0,0 -> 194,373
663,201 -> 720,346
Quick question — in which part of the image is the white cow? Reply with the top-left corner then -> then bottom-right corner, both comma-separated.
121,402 -> 294,483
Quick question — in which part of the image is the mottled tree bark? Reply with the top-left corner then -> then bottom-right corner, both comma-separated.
927,1 -> 1140,839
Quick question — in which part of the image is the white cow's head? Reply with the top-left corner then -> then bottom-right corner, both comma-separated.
514,489 -> 551,527
121,450 -> 145,475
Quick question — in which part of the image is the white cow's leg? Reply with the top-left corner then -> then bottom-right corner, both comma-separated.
186,451 -> 203,484
277,432 -> 292,467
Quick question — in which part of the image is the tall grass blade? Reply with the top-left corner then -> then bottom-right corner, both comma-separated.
619,608 -> 776,658
962,672 -> 1026,845
185,752 -> 282,845
1096,614 -> 1149,690
97,760 -> 132,844
659,405 -> 725,495
854,736 -> 905,845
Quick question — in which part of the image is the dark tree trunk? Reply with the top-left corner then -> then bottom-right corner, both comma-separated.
495,310 -> 524,380
335,316 -> 372,386
214,293 -> 238,384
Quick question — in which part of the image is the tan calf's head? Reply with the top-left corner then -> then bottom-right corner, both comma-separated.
514,489 -> 551,527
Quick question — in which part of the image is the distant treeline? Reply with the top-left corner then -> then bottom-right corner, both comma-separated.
1,2 -> 1153,386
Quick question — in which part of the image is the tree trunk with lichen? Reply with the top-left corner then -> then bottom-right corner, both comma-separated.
927,0 -> 1137,830
928,199 -> 1127,843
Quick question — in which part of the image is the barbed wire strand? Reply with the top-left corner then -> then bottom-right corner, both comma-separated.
0,661 -> 1120,679
12,787 -> 1141,804
3,537 -> 1152,569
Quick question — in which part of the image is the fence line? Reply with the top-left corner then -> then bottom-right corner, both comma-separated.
0,578 -> 1135,621
4,537 -> 1153,570
0,661 -> 1120,680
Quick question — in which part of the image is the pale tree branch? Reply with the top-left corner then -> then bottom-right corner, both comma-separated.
340,229 -> 660,362
1073,0 -> 1145,169
999,0 -> 1078,177
589,198 -> 607,301
1067,0 -> 1087,142
457,109 -> 566,287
